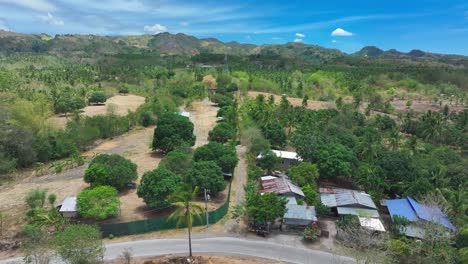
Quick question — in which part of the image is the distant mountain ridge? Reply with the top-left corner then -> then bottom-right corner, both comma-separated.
0,30 -> 466,63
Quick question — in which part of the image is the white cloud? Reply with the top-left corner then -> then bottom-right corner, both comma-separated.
295,32 -> 305,38
37,13 -> 64,26
331,28 -> 353,36
180,21 -> 189,26
332,39 -> 337,43
143,23 -> 168,34
293,38 -> 303,43
0,19 -> 9,31
0,0 -> 56,12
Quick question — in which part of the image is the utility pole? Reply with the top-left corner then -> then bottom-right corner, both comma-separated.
204,189 -> 210,225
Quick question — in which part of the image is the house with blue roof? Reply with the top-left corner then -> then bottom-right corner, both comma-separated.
385,197 -> 456,239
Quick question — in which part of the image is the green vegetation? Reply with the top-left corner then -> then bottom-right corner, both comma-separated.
187,161 -> 226,195
152,112 -> 196,153
193,142 -> 238,173
88,91 -> 107,104
84,154 -> 138,190
208,122 -> 236,144
168,184 -> 204,259
77,186 -> 120,220
53,225 -> 104,264
137,168 -> 181,209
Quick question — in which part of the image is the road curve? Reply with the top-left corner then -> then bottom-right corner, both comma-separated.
0,237 -> 354,264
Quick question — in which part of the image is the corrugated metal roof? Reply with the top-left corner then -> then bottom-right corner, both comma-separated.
261,177 -> 304,197
59,196 -> 77,213
407,197 -> 456,230
337,207 -> 380,218
284,204 -> 317,225
320,188 -> 376,209
358,217 -> 386,232
387,197 -> 456,231
257,150 -> 302,161
286,196 -> 297,205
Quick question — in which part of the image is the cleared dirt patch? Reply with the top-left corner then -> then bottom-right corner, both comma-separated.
390,99 -> 467,113
247,91 -> 334,110
50,94 -> 145,128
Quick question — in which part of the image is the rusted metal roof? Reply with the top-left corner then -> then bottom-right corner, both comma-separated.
261,176 -> 304,197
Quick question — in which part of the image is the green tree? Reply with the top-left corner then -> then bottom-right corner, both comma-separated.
257,150 -> 281,173
261,122 -> 287,148
159,150 -> 192,177
317,143 -> 355,178
137,168 -> 181,209
88,91 -> 106,104
208,123 -> 236,144
84,154 -> 138,190
152,113 -> 195,153
187,161 -> 226,195
53,225 -> 104,264
55,96 -> 86,115
77,186 -> 120,220
287,162 -> 319,187
193,142 -> 238,173
302,184 -> 319,205
168,184 -> 204,259
246,191 -> 287,224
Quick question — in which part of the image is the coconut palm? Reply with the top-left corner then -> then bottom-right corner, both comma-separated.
168,184 -> 204,258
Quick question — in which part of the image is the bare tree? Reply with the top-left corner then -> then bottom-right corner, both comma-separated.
119,248 -> 133,264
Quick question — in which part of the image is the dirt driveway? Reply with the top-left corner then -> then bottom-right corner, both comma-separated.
0,98 -> 219,237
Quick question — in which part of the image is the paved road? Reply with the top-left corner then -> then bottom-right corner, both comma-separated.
0,237 -> 354,264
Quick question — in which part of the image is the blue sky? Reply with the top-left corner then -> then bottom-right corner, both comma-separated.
0,0 -> 467,55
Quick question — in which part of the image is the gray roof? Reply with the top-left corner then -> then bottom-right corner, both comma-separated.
261,176 -> 304,197
284,204 -> 317,226
320,188 -> 376,209
337,207 -> 380,218
286,196 -> 298,205
59,196 -> 77,213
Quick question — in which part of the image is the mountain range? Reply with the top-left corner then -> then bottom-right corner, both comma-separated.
0,30 -> 467,64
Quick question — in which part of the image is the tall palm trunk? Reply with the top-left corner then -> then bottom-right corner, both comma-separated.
187,206 -> 193,258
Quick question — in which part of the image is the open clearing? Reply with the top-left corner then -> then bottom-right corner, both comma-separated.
0,98 -> 219,238
246,91 -> 334,110
50,94 -> 146,128
390,99 -> 467,113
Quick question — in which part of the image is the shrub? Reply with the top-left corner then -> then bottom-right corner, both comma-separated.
288,162 -> 319,187
88,91 -> 107,104
84,154 -> 138,190
77,186 -> 120,220
159,150 -> 192,177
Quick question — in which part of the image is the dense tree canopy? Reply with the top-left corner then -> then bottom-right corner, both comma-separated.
193,142 -> 238,173
187,161 -> 226,195
158,150 -> 192,177
152,113 -> 195,153
208,122 -> 236,144
137,168 -> 181,209
287,162 -> 320,187
83,154 -> 138,190
88,91 -> 106,104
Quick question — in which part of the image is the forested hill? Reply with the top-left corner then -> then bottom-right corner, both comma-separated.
1,30 -> 467,66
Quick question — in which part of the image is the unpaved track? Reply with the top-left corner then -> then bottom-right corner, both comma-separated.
0,98 -> 220,234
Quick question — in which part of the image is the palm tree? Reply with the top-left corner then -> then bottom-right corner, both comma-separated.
168,184 -> 204,258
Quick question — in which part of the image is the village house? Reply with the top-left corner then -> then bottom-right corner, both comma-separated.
385,197 -> 456,239
257,149 -> 302,169
57,196 -> 77,218
320,187 -> 385,232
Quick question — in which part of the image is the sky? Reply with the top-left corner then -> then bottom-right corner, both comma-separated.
0,0 -> 467,55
